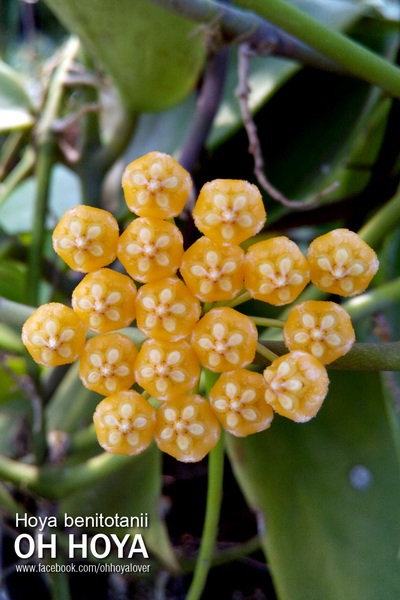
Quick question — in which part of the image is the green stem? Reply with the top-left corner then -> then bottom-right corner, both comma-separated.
256,341 -> 279,363
236,0 -> 400,98
0,454 -> 39,489
225,290 -> 252,308
186,435 -> 225,600
250,316 -> 285,328
27,141 -> 55,306
254,340 -> 400,371
27,37 -> 80,306
343,277 -> 400,321
0,145 -> 35,205
202,301 -> 214,314
40,453 -> 136,499
358,186 -> 400,248
0,450 -> 132,499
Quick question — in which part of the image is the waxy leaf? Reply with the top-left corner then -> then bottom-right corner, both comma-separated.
43,0 -> 205,111
226,370 -> 400,600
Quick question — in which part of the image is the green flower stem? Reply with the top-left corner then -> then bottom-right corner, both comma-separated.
202,301 -> 215,314
358,186 -> 400,248
27,37 -> 80,306
186,435 -> 225,600
226,290 -> 252,308
250,316 -> 285,328
256,341 -> 279,363
255,340 -> 400,371
236,0 -> 400,98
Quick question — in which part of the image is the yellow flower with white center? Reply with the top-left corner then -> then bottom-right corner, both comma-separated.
136,277 -> 200,342
22,303 -> 87,367
118,217 -> 183,283
244,237 -> 310,306
263,351 -> 329,423
79,333 -> 138,396
122,151 -> 192,219
193,179 -> 266,245
307,228 -> 379,296
191,307 -> 258,372
72,268 -> 136,333
52,205 -> 119,273
180,236 -> 244,302
283,300 -> 355,364
134,339 -> 200,401
93,391 -> 156,456
154,395 -> 221,462
209,370 -> 274,436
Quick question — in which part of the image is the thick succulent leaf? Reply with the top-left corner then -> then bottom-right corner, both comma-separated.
0,60 -> 34,132
226,369 -> 400,600
43,0 -> 205,112
372,228 -> 400,467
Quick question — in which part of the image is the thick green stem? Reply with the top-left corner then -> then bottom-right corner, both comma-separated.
0,450 -> 131,499
186,436 -> 225,600
0,454 -> 39,489
255,340 -> 400,371
251,316 -> 285,328
26,37 -> 80,306
38,452 -> 131,498
27,141 -> 55,306
236,0 -> 400,98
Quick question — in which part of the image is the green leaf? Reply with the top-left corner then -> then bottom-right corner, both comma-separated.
0,259 -> 26,302
43,0 -> 205,112
226,370 -> 400,600
0,60 -> 34,132
0,164 -> 81,234
372,229 -> 400,468
60,444 -> 178,570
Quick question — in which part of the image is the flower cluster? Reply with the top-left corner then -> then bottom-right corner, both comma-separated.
22,151 -> 379,462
